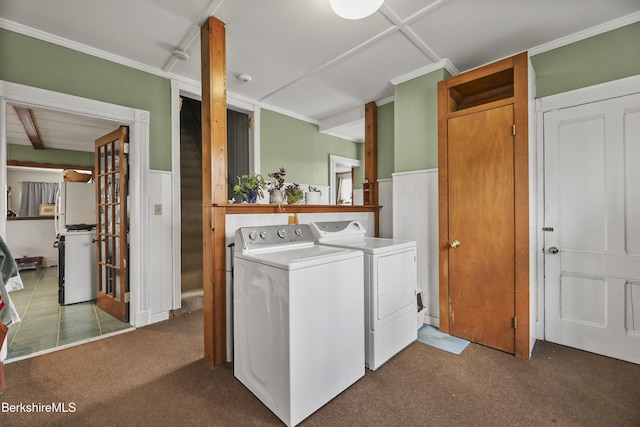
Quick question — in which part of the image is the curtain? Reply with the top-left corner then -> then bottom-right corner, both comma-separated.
19,182 -> 59,217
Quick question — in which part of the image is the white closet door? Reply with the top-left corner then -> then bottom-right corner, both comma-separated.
544,92 -> 640,364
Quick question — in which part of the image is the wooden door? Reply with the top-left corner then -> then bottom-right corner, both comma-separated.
544,93 -> 640,364
95,126 -> 129,322
447,105 -> 516,353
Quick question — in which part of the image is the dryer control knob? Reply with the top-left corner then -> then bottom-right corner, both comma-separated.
295,228 -> 302,235
260,231 -> 267,239
248,231 -> 257,240
277,229 -> 286,238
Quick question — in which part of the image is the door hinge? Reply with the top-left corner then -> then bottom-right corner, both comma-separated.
513,317 -> 517,329
123,142 -> 130,154
512,125 -> 516,136
124,292 -> 130,303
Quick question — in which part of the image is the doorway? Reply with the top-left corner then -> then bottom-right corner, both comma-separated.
1,81 -> 149,360
329,155 -> 361,205
437,53 -> 530,358
542,91 -> 640,364
446,105 -> 516,353
178,96 -> 251,311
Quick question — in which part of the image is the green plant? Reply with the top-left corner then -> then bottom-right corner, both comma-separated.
233,173 -> 266,201
308,185 -> 321,193
285,183 -> 304,204
267,167 -> 286,192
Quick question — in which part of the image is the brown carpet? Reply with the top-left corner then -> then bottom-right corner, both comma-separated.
1,310 -> 639,426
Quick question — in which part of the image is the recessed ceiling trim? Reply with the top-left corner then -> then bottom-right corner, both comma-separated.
162,0 -> 226,72
259,102 -> 319,126
379,0 -> 450,63
258,25 -> 400,103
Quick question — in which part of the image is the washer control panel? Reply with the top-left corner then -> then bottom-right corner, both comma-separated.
236,224 -> 315,251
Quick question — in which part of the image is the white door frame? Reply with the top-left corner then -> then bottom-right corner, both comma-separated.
169,79 -> 259,309
536,73 -> 640,340
0,80 -> 151,327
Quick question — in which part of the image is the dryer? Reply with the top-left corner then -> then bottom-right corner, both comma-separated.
233,224 -> 364,426
310,220 -> 417,371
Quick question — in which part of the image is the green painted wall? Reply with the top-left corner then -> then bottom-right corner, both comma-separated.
7,144 -> 94,166
531,22 -> 640,98
377,102 -> 394,179
0,28 -> 172,170
393,68 -> 449,172
260,109 -> 361,187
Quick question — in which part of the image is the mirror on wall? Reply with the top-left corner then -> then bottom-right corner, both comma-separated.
329,155 -> 361,205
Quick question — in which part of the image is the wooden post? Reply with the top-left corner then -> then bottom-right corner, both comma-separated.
364,101 -> 379,235
201,16 -> 227,366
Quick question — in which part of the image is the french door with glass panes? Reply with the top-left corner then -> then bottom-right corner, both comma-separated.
94,126 -> 129,322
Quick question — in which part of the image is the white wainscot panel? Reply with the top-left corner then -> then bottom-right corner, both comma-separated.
378,179 -> 393,238
148,171 -> 174,322
393,169 -> 438,326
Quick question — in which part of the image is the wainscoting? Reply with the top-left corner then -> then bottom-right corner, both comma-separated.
392,169 -> 439,326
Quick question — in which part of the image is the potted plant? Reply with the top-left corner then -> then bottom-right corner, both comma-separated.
285,183 -> 304,204
267,167 -> 287,204
233,173 -> 266,203
305,185 -> 322,204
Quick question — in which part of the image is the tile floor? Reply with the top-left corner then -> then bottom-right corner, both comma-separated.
5,267 -> 132,361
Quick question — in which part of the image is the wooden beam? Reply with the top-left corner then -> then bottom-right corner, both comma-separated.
201,16 -> 228,366
364,101 -> 379,235
13,106 -> 44,149
364,101 -> 378,186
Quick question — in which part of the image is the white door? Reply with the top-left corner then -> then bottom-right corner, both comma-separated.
544,92 -> 640,364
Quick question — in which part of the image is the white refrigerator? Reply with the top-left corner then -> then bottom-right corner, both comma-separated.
54,181 -> 97,305
55,181 -> 96,235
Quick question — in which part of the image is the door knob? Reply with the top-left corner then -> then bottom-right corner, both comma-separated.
548,246 -> 559,254
449,240 -> 461,249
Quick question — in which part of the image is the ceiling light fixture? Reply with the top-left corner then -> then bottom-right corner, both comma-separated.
171,48 -> 190,61
330,0 -> 384,20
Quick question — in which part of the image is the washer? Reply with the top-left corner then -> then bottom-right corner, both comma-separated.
233,224 -> 364,427
310,220 -> 417,371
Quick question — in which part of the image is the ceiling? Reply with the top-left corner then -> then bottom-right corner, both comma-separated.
6,105 -> 121,152
2,0 -> 640,146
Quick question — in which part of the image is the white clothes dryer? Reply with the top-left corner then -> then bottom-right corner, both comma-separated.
233,224 -> 364,427
310,220 -> 417,371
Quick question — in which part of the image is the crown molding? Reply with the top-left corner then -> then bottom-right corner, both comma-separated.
529,11 -> 640,56
0,18 -> 201,89
390,58 -> 458,86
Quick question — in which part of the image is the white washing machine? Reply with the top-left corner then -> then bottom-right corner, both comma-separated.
310,220 -> 417,371
233,224 -> 364,427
